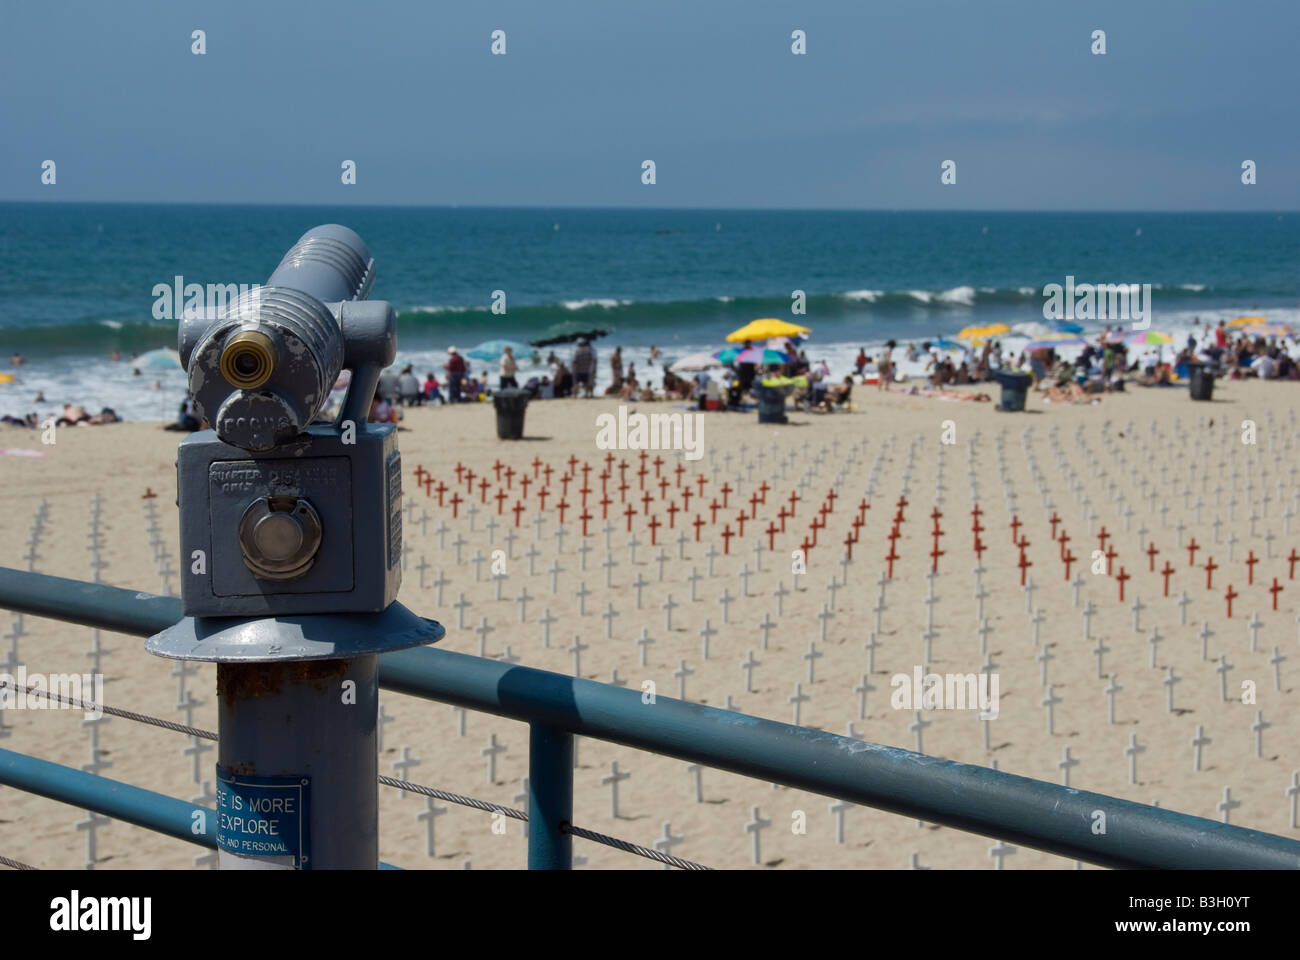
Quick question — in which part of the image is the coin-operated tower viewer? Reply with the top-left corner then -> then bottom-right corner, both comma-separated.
148,225 -> 443,869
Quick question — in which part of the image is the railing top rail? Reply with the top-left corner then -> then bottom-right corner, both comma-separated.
3,566 -> 1298,870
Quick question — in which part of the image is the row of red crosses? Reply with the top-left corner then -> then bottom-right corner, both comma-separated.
408,451 -> 828,558
1018,510 -> 1296,620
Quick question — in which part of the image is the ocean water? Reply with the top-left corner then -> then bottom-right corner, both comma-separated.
1,203 -> 1296,421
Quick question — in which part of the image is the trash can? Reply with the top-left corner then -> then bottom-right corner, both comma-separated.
492,388 -> 530,439
1186,362 -> 1215,401
756,385 -> 788,424
994,370 -> 1034,412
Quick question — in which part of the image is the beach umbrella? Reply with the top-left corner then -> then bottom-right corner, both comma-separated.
1229,316 -> 1268,326
930,338 -> 965,351
1010,321 -> 1052,339
134,347 -> 182,370
1124,331 -> 1173,346
1241,323 -> 1296,338
957,323 -> 1009,340
725,318 -> 811,343
0,373 -> 15,385
714,346 -> 743,365
734,346 -> 796,365
670,352 -> 722,373
466,339 -> 531,361
1051,321 -> 1084,334
1024,337 -> 1086,350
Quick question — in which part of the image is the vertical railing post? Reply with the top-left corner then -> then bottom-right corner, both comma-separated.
527,723 -> 573,869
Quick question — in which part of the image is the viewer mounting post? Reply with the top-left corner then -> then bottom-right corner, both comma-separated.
147,225 -> 444,869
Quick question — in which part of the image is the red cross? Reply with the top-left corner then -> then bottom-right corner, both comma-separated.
542,464 -> 554,485
735,511 -> 748,538
1115,566 -> 1131,602
598,494 -> 611,519
463,468 -> 476,492
478,477 -> 490,504
492,459 -> 504,482
637,465 -> 649,491
618,481 -> 630,503
1010,515 -> 1022,543
414,464 -> 428,484
766,522 -> 779,550
641,491 -> 654,516
658,478 -> 670,500
719,483 -> 733,509
692,514 -> 706,541
721,525 -> 735,554
578,483 -> 590,508
827,489 -> 838,509
666,501 -> 680,528
652,456 -> 663,478
578,510 -> 593,537
1245,551 -> 1259,585
896,495 -> 908,517
1097,526 -> 1110,551
531,456 -> 543,479
520,475 -> 533,500
695,475 -> 708,496
1186,537 -> 1199,567
421,475 -> 434,498
1062,550 -> 1076,581
1104,544 -> 1117,576
556,499 -> 570,524
674,463 -> 686,487
681,488 -> 694,511
512,500 -> 526,527
567,454 -> 579,475
708,499 -> 721,524
788,491 -> 800,514
623,503 -> 636,532
449,492 -> 462,518
1160,561 -> 1175,596
749,493 -> 761,519
560,475 -> 571,498
931,542 -> 946,574
582,462 -> 593,483
777,507 -> 789,533
844,533 -> 855,559
494,489 -> 509,515
973,537 -> 986,560
759,481 -> 770,503
885,548 -> 899,578
504,464 -> 515,488
1058,530 -> 1071,561
603,453 -> 616,472
1270,577 -> 1285,611
1146,541 -> 1159,571
454,463 -> 466,483
1018,550 -> 1031,585
1225,583 -> 1239,618
647,514 -> 662,545
1289,548 -> 1300,580
1048,511 -> 1060,540
1203,556 -> 1218,590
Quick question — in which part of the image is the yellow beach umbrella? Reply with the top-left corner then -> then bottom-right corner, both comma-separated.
1229,316 -> 1268,326
0,373 -> 16,385
725,318 -> 811,343
957,323 -> 1009,340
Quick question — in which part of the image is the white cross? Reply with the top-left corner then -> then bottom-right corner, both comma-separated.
803,641 -> 824,683
1130,595 -> 1146,633
1105,673 -> 1123,724
538,608 -> 558,648
789,682 -> 811,726
601,601 -> 620,639
662,593 -> 679,631
516,587 -> 533,624
654,821 -> 684,870
1252,711 -> 1272,758
989,840 -> 1017,870
392,745 -> 420,796
1198,621 -> 1215,661
637,628 -> 656,667
829,799 -> 853,844
1191,725 -> 1211,772
745,806 -> 772,865
1270,646 -> 1286,691
1217,786 -> 1241,824
1216,655 -> 1233,702
475,617 -> 495,657
569,636 -> 590,677
417,797 -> 448,856
574,581 -> 592,616
1041,684 -> 1063,735
1125,733 -> 1146,784
602,552 -> 619,588
718,588 -> 736,624
1147,629 -> 1164,669
601,761 -> 631,818
631,573 -> 650,609
1058,746 -> 1079,786
759,613 -> 776,650
1247,611 -> 1263,652
454,592 -> 471,630
687,763 -> 704,803
909,710 -> 931,753
1163,666 -> 1181,712
481,733 -> 507,784
687,567 -> 703,603
1037,645 -> 1055,686
774,581 -> 791,616
1286,771 -> 1300,829
674,659 -> 695,700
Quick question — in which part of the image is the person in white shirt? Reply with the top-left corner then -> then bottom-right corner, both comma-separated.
499,346 -> 519,389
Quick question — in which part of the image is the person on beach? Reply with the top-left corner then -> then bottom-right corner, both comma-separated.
9,352 -> 24,367
445,346 -> 467,403
572,338 -> 596,397
499,346 -> 519,390
424,372 -> 445,404
877,350 -> 893,389
855,348 -> 869,374
398,365 -> 422,405
610,347 -> 624,390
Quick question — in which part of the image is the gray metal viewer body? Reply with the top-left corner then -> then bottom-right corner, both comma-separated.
148,225 -> 443,869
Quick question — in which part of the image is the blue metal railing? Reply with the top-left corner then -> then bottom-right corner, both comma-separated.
2,566 -> 1298,870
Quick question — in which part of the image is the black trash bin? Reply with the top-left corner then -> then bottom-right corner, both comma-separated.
755,385 -> 788,424
1186,362 -> 1215,401
493,388 -> 530,439
993,370 -> 1034,412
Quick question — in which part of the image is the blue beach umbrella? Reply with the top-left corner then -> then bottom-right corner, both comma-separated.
466,339 -> 531,361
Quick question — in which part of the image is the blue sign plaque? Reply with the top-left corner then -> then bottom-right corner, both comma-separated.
216,771 -> 311,868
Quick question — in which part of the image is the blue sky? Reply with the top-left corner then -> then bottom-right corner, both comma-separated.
1,0 -> 1296,209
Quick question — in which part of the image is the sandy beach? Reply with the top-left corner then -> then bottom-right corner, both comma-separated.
1,377 -> 1297,870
